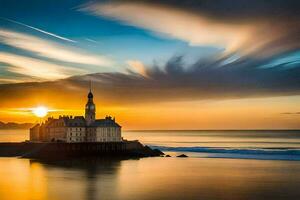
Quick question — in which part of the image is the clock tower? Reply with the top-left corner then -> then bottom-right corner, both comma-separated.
85,82 -> 96,126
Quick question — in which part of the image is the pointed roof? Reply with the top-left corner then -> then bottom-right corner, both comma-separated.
88,80 -> 93,98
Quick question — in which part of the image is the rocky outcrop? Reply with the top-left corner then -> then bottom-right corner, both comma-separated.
177,154 -> 188,157
0,141 -> 164,160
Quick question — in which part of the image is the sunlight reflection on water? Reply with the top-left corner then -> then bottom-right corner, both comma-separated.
0,157 -> 300,200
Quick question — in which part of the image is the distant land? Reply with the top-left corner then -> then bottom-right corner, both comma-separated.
0,121 -> 33,129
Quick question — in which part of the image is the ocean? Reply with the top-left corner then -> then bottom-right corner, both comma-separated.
125,130 -> 300,161
0,129 -> 300,200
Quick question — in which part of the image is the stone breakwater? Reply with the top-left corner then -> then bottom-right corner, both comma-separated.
0,141 -> 164,159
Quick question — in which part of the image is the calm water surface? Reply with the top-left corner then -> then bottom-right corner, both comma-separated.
125,130 -> 300,160
1,157 -> 300,200
0,129 -> 300,200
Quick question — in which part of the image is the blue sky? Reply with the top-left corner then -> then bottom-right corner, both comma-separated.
0,0 -> 299,97
0,0 -> 224,83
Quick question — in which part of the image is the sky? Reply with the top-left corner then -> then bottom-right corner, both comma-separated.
0,0 -> 300,129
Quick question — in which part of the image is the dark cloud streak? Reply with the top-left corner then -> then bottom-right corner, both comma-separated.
1,52 -> 299,106
117,0 -> 300,21
281,112 -> 300,115
88,0 -> 300,57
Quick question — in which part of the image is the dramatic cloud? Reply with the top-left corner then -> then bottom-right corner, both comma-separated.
80,1 -> 249,51
80,0 -> 300,56
1,52 -> 299,106
126,60 -> 149,78
0,29 -> 112,66
116,0 -> 300,20
0,52 -> 85,81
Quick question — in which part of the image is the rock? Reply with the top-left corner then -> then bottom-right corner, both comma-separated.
153,148 -> 164,156
177,154 -> 188,158
0,141 -> 164,159
165,155 -> 171,157
142,146 -> 164,157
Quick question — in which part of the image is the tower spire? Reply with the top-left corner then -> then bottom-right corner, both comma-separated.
89,80 -> 92,93
86,80 -> 95,125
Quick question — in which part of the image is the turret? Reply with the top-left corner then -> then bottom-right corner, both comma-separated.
85,81 -> 96,126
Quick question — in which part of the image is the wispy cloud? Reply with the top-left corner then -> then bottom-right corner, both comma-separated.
2,52 -> 299,106
73,52 -> 299,103
0,108 -> 73,117
79,2 -> 248,51
126,60 -> 149,78
0,52 -> 85,81
281,112 -> 300,115
0,78 -> 22,84
0,29 -> 113,66
80,1 -> 300,57
85,38 -> 100,44
0,77 -> 36,84
1,17 -> 77,43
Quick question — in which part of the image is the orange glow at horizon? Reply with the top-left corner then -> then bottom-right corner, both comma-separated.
0,95 -> 299,130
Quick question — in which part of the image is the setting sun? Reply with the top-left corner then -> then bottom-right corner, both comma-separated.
32,106 -> 48,118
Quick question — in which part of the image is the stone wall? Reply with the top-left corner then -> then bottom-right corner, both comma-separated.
0,141 -> 162,159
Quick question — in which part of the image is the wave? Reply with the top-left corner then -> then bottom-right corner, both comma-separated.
150,145 -> 300,160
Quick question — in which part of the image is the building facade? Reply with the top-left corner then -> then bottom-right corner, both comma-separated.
30,88 -> 122,143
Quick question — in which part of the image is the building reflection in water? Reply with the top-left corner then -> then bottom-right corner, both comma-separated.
29,157 -> 127,200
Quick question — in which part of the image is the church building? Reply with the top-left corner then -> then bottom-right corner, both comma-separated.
30,86 -> 122,143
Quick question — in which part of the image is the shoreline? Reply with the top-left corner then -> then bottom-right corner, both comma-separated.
0,141 -> 164,159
